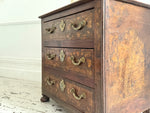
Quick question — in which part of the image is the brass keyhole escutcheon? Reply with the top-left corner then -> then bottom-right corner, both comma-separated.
59,50 -> 65,62
60,20 -> 65,32
60,80 -> 66,92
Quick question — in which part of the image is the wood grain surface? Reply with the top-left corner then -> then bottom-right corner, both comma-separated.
105,0 -> 150,112
42,9 -> 94,48
42,70 -> 94,113
43,47 -> 94,80
40,0 -> 150,113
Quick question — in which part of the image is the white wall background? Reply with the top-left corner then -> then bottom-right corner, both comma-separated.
0,0 -> 70,82
0,0 -> 71,23
139,0 -> 150,4
0,0 -> 149,82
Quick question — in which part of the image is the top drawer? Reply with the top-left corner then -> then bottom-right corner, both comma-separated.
42,9 -> 94,48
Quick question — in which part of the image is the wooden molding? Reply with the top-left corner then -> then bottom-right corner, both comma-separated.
0,20 -> 40,26
71,0 -> 79,3
0,57 -> 41,82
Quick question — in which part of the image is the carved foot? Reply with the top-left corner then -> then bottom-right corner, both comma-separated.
40,95 -> 49,102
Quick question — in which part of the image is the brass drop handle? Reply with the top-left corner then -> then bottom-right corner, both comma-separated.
70,56 -> 85,66
70,88 -> 86,101
47,78 -> 55,86
47,54 -> 56,60
71,20 -> 87,31
45,27 -> 56,34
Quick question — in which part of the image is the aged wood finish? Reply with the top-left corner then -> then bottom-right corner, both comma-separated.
40,0 -> 150,113
105,0 -> 150,113
43,47 -> 94,80
144,109 -> 150,113
40,0 -> 95,22
116,0 -> 150,9
42,70 -> 94,113
42,10 -> 94,48
44,66 -> 95,88
94,0 -> 105,113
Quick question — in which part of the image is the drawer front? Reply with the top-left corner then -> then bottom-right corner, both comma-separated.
43,47 -> 94,80
42,9 -> 94,48
42,71 -> 94,113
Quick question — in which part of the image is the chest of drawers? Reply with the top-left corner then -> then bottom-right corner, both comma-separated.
39,0 -> 150,113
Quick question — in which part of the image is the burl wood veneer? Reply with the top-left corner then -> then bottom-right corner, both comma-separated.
39,0 -> 150,113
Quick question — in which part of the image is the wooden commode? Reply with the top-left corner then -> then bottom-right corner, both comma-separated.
39,0 -> 150,113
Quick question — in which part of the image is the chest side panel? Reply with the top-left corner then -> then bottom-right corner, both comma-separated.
105,0 -> 150,113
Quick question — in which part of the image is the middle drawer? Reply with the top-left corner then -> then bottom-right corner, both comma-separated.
43,47 -> 94,86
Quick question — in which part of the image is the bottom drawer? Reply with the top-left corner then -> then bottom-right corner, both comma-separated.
42,70 -> 94,113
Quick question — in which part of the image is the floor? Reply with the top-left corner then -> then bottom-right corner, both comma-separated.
0,77 -> 68,113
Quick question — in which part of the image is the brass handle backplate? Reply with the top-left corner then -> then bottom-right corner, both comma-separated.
60,20 -> 65,32
71,20 -> 87,31
45,27 -> 56,34
47,78 -> 55,86
59,80 -> 66,92
70,88 -> 86,101
47,54 -> 56,60
59,50 -> 65,62
70,56 -> 85,66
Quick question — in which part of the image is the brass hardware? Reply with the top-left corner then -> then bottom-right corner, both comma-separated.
71,20 -> 87,31
60,20 -> 65,32
47,78 -> 55,86
59,50 -> 65,62
70,56 -> 85,66
45,27 -> 56,34
47,54 -> 56,60
60,80 -> 66,92
70,88 -> 86,101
